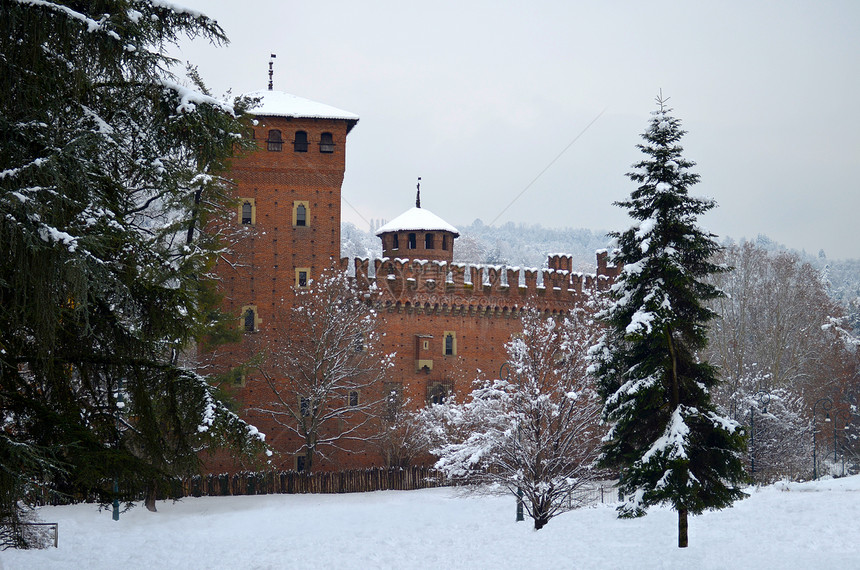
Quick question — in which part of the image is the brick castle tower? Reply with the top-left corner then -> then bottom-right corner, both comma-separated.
208,87 -> 619,472
206,87 -> 359,471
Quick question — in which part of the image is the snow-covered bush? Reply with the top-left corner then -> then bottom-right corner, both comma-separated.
423,307 -> 605,530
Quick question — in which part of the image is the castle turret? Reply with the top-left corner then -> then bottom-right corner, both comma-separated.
375,201 -> 459,263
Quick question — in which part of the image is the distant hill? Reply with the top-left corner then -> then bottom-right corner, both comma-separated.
342,219 -> 612,271
341,222 -> 860,332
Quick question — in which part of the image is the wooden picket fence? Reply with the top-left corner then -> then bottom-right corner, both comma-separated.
32,466 -> 448,507
174,466 -> 448,498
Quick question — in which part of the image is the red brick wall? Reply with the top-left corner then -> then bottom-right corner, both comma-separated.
204,113 -> 354,473
203,111 -> 617,474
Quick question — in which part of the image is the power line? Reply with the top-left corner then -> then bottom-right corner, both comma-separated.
489,107 -> 607,226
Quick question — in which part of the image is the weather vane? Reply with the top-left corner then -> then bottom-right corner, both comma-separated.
416,176 -> 421,208
268,54 -> 277,91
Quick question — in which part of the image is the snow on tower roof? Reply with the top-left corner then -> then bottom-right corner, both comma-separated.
243,89 -> 359,122
375,207 -> 460,237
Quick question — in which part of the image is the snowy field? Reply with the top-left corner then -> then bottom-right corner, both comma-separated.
3,476 -> 859,569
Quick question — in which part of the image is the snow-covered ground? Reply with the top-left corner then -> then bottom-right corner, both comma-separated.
3,476 -> 859,569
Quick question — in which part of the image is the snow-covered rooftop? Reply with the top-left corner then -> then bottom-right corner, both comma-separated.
243,89 -> 359,122
375,207 -> 460,237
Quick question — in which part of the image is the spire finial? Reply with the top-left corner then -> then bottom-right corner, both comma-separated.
416,177 -> 421,208
268,54 -> 277,91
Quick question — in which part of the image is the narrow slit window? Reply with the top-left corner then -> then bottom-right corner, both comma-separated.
444,332 -> 456,356
442,235 -> 448,250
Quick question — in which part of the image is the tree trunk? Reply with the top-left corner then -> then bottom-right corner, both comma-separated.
678,508 -> 688,548
145,485 -> 157,513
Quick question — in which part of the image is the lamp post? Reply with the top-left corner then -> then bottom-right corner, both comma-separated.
812,397 -> 833,480
834,409 -> 851,477
750,390 -> 770,481
113,377 -> 125,521
500,362 -> 524,522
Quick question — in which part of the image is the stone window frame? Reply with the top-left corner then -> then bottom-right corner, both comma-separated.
239,198 -> 256,225
239,305 -> 261,333
348,390 -> 360,408
443,331 -> 457,356
295,267 -> 311,289
293,200 -> 309,227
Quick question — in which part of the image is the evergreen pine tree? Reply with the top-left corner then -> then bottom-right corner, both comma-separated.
0,0 -> 264,535
589,94 -> 747,548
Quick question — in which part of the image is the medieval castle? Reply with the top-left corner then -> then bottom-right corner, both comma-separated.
207,87 -> 618,472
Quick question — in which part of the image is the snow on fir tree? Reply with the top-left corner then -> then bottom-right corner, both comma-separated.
588,93 -> 747,548
0,0 -> 266,534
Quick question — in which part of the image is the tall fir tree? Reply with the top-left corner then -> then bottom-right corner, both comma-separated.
588,94 -> 747,548
0,0 -> 264,540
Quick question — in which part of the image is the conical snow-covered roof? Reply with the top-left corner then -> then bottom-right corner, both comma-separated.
375,207 -> 460,237
243,89 -> 359,122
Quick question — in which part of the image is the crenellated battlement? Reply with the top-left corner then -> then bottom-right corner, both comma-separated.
341,251 -> 617,317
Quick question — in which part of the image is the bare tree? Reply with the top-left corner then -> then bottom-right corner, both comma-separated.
705,241 -> 858,480
373,388 -> 432,468
708,242 -> 847,396
252,270 -> 392,472
425,306 -> 605,530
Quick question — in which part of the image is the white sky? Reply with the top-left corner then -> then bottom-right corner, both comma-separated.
174,0 -> 860,260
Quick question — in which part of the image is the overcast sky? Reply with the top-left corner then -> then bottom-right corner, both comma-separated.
174,0 -> 859,260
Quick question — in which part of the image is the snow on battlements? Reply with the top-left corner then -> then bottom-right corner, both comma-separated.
340,251 -> 618,315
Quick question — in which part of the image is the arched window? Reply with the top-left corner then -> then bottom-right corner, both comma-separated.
243,307 -> 256,332
319,132 -> 334,153
407,233 -> 416,249
267,129 -> 283,151
425,233 -> 435,249
293,201 -> 309,227
348,390 -> 360,407
238,198 -> 255,225
293,130 -> 308,152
